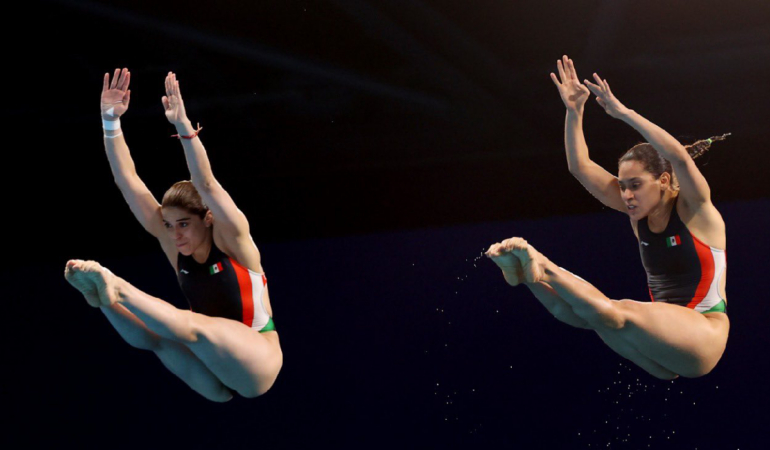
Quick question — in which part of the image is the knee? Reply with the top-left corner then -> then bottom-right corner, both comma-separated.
602,299 -> 641,330
177,311 -> 207,344
576,298 -> 630,330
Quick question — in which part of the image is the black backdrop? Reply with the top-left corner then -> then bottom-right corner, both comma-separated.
5,0 -> 770,448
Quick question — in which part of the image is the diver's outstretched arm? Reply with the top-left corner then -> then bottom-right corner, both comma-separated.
551,56 -> 625,212
161,73 -> 255,250
101,68 -> 166,238
585,74 -> 712,206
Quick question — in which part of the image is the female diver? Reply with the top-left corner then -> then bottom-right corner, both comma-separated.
64,68 -> 282,400
487,56 -> 729,379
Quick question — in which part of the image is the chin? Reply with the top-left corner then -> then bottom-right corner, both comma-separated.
628,207 -> 647,218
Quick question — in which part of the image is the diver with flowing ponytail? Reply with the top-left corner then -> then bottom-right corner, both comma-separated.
487,55 -> 730,379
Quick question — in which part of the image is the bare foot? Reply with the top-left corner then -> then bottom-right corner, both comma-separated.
64,259 -> 119,307
486,241 -> 527,286
492,237 -> 544,284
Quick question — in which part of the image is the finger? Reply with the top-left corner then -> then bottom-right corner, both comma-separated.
593,73 -> 606,90
120,70 -> 131,92
584,80 -> 602,96
116,68 -> 126,90
568,58 -> 580,82
175,80 -> 182,99
603,78 -> 612,94
165,72 -> 172,96
556,60 -> 567,84
102,73 -> 109,93
550,72 -> 562,87
117,69 -> 124,90
124,89 -> 131,108
596,97 -> 607,108
562,55 -> 572,80
162,96 -> 169,110
110,68 -> 120,89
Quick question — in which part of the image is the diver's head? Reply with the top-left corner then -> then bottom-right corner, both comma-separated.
618,143 -> 675,218
161,181 -> 212,255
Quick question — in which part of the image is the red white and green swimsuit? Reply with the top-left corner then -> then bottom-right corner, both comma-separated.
637,197 -> 727,314
176,243 -> 275,332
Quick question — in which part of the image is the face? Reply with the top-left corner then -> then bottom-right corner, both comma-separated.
161,207 -> 212,255
617,160 -> 670,218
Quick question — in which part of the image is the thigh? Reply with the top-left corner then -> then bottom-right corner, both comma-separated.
187,312 -> 283,398
154,338 -> 234,402
606,300 -> 729,377
594,329 -> 679,380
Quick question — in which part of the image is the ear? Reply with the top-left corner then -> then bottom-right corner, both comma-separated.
659,172 -> 672,190
204,210 -> 214,227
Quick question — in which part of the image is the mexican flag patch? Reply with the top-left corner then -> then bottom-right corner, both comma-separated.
666,235 -> 681,247
209,262 -> 223,275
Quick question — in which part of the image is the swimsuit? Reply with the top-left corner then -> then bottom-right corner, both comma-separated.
637,197 -> 726,314
176,243 -> 275,332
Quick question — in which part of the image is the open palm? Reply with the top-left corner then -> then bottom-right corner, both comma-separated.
162,72 -> 188,125
101,68 -> 131,118
550,56 -> 589,111
584,73 -> 630,119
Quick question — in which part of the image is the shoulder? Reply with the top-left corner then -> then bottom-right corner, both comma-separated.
677,195 -> 726,249
677,194 -> 722,223
213,227 -> 263,273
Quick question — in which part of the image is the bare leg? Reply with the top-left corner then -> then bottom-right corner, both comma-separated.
65,259 -> 282,398
486,240 -> 590,329
66,260 -> 233,402
527,282 -> 592,329
100,304 -> 234,402
487,238 -> 729,379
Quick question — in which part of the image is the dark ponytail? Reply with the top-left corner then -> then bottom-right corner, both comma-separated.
684,133 -> 731,160
618,133 -> 729,190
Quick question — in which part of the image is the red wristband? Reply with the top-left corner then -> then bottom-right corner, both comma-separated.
172,123 -> 203,139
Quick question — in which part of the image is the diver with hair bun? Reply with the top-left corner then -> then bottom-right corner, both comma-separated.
487,55 -> 729,379
65,69 -> 281,401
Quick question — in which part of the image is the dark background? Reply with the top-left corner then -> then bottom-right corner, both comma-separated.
4,0 -> 770,448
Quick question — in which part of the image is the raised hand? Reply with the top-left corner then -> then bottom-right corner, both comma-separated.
101,68 -> 131,119
162,72 -> 189,125
550,55 -> 590,112
584,73 -> 631,119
